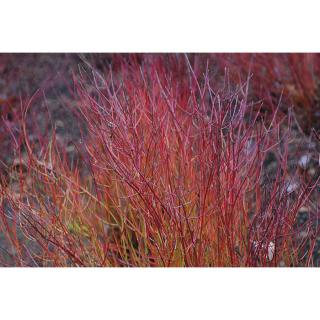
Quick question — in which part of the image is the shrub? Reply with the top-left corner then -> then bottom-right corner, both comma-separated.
0,54 -> 319,266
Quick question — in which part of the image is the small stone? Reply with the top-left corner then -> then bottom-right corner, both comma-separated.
279,260 -> 286,267
298,206 -> 309,213
299,231 -> 308,238
308,168 -> 316,176
268,242 -> 275,261
298,154 -> 311,169
286,181 -> 299,193
66,145 -> 75,153
55,120 -> 64,128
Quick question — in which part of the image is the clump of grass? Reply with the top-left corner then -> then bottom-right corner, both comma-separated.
0,55 -> 319,266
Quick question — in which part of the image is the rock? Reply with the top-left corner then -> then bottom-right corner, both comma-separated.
298,154 -> 311,169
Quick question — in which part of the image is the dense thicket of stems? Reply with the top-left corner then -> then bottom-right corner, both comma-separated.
0,55 -> 319,266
